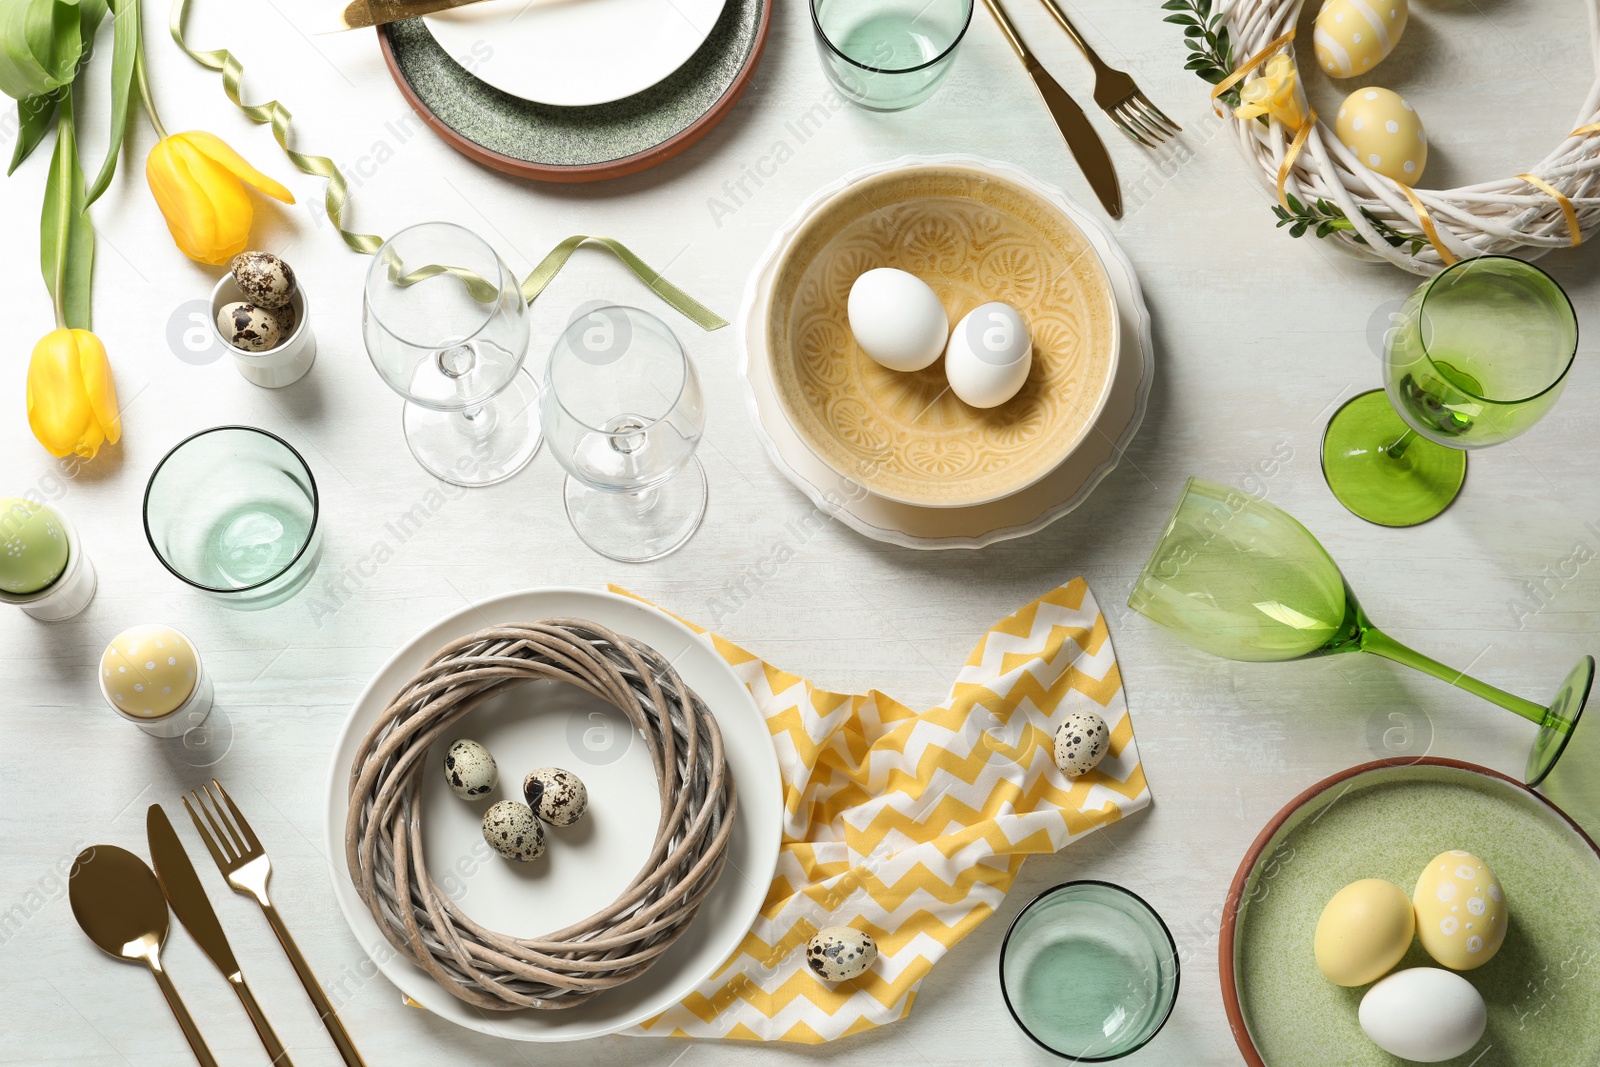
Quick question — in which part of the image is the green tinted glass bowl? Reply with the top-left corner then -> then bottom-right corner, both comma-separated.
999,881 -> 1180,1061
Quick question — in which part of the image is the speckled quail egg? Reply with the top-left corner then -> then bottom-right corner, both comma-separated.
230,251 -> 297,309
1054,710 -> 1110,776
482,800 -> 545,862
522,767 -> 588,826
806,926 -> 877,983
217,302 -> 282,353
269,299 -> 298,339
444,738 -> 498,799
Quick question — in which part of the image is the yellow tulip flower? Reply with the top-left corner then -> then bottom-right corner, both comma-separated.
26,328 -> 121,459
146,131 -> 295,265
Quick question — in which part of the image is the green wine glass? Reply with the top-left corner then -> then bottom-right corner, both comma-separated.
1129,478 -> 1593,799
1322,255 -> 1578,527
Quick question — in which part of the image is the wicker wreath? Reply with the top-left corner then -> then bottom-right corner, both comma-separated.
344,619 -> 737,1011
1207,0 -> 1600,273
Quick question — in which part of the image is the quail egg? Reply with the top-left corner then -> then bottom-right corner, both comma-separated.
1054,710 -> 1110,776
806,926 -> 877,983
444,738 -> 498,799
217,302 -> 282,353
482,800 -> 545,862
522,767 -> 588,826
230,251 -> 297,309
269,299 -> 298,339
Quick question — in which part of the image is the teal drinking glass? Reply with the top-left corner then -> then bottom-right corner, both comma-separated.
810,0 -> 973,111
999,881 -> 1180,1061
143,426 -> 322,609
1129,478 -> 1594,795
1322,255 -> 1578,527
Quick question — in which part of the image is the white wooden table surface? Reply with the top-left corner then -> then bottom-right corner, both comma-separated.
4,0 -> 1599,1063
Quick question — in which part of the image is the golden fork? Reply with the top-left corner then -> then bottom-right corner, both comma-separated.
185,781 -> 368,1067
1033,0 -> 1181,145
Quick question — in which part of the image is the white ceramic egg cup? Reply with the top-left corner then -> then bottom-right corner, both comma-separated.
98,627 -> 215,739
209,273 -> 316,388
0,509 -> 96,621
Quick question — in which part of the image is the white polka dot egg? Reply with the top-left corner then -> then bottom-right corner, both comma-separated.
1412,849 -> 1507,970
100,624 -> 198,719
1314,0 -> 1408,78
1336,87 -> 1427,185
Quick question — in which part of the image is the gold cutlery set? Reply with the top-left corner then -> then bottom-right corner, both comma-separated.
981,0 -> 1180,218
68,781 -> 366,1067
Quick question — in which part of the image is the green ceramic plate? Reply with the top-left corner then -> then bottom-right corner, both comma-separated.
378,0 -> 767,182
1222,758 -> 1600,1067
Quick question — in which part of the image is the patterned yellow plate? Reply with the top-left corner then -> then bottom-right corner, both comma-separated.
766,164 -> 1120,508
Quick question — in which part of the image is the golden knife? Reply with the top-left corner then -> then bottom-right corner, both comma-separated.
979,0 -> 1122,217
148,805 -> 294,1067
335,0 -> 490,32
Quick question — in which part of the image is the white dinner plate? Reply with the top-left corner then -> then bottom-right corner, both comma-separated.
322,587 -> 782,1041
424,0 -> 731,108
739,155 -> 1154,550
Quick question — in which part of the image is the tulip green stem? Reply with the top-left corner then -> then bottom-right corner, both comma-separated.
134,48 -> 168,141
49,92 -> 75,331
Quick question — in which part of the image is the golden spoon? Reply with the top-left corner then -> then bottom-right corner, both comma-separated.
68,845 -> 219,1067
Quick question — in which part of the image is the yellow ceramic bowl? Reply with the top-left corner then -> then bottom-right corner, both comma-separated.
766,164 -> 1120,508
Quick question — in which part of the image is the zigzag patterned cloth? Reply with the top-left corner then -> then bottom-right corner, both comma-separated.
618,579 -> 1151,1043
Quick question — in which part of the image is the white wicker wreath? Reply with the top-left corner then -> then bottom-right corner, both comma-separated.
1218,0 -> 1600,274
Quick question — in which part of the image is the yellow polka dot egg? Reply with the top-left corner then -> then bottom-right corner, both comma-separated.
1336,87 -> 1427,185
1413,850 -> 1508,970
1314,0 -> 1408,78
101,625 -> 199,719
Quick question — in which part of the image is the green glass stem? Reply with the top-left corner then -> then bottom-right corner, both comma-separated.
1356,625 -> 1548,726
1384,428 -> 1416,462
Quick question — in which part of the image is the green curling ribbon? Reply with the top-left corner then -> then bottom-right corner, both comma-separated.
168,0 -> 728,331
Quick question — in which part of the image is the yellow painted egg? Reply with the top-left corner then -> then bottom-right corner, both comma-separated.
1413,850 -> 1507,970
1314,878 -> 1416,986
1336,87 -> 1427,185
1314,0 -> 1408,78
101,625 -> 199,719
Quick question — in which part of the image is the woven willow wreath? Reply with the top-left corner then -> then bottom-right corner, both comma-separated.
1185,0 -> 1600,274
344,619 -> 737,1011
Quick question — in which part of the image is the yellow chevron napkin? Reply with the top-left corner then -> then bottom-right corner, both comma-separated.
615,579 -> 1151,1043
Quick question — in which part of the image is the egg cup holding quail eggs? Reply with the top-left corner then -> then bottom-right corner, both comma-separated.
217,251 -> 300,354
444,738 -> 499,799
482,800 -> 546,862
1054,710 -> 1110,777
806,926 -> 878,983
522,767 -> 588,826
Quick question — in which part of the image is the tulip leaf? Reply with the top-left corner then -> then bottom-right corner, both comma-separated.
40,86 -> 91,329
0,0 -> 85,101
82,0 -> 130,203
6,86 -> 57,173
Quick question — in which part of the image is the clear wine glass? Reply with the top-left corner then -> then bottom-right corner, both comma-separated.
1322,255 -> 1578,527
1130,478 -> 1593,798
541,305 -> 707,562
362,222 -> 541,487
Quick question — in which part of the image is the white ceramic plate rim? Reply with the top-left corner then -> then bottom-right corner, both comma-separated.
738,154 -> 1154,549
423,0 -> 730,108
321,587 -> 782,1041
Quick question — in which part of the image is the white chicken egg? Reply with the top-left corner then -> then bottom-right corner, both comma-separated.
847,268 -> 949,372
944,302 -> 1032,408
1358,967 -> 1487,1062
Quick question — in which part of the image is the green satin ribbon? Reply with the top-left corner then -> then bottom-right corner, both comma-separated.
167,0 -> 727,330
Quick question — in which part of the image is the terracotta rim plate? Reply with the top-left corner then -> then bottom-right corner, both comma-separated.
764,163 -> 1120,508
378,0 -> 768,183
740,155 -> 1153,548
425,0 -> 729,108
1220,757 -> 1600,1067
322,588 -> 782,1041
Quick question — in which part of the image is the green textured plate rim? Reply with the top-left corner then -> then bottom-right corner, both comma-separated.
378,0 -> 767,181
1219,757 -> 1600,1067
